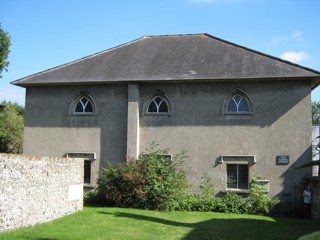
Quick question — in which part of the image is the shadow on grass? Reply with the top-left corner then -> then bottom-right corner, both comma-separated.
101,211 -> 319,240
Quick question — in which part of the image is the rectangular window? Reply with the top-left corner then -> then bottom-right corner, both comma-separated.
227,164 -> 249,190
84,160 -> 92,184
67,152 -> 96,187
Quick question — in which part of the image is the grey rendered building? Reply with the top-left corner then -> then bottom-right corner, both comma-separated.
13,34 -> 320,205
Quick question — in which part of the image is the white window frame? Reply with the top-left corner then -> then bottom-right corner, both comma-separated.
221,88 -> 254,116
147,96 -> 169,113
142,90 -> 173,116
69,92 -> 97,116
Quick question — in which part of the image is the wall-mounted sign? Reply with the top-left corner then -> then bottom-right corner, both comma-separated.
276,155 -> 289,165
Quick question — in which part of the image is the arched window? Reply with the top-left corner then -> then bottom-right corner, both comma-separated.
69,93 -> 96,116
142,90 -> 173,116
148,96 -> 169,113
75,96 -> 94,113
227,94 -> 249,113
221,89 -> 254,116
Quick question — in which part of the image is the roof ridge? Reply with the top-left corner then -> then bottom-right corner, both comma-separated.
143,33 -> 208,38
12,33 -> 320,87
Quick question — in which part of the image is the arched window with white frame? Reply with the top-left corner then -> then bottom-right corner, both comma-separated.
69,93 -> 97,116
221,88 -> 254,116
147,96 -> 169,113
142,90 -> 173,116
75,96 -> 94,113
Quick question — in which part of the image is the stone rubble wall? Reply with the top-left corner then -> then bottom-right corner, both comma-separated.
0,154 -> 84,232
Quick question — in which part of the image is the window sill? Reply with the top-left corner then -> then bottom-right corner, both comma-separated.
224,189 -> 249,194
141,113 -> 173,117
69,113 -> 96,117
220,112 -> 255,117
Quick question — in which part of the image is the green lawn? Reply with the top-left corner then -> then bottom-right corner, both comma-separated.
1,206 -> 320,240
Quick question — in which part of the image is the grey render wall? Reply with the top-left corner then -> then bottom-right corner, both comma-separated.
23,84 -> 128,183
139,80 -> 312,201
21,79 -> 312,206
0,154 -> 83,232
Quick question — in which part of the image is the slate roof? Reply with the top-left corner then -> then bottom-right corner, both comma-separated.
12,33 -> 320,89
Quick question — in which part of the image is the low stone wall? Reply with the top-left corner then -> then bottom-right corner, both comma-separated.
0,154 -> 84,232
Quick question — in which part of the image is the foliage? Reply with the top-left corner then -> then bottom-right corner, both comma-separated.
312,101 -> 320,125
199,173 -> 216,199
246,177 -> 280,215
83,190 -> 99,204
96,142 -> 278,215
174,175 -> 279,215
0,101 -> 24,153
97,143 -> 188,210
174,174 -> 216,212
0,23 -> 11,77
214,192 -> 246,214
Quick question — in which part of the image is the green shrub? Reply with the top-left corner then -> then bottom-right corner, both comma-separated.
97,146 -> 279,215
214,192 -> 246,214
174,193 -> 200,211
83,190 -> 98,204
175,175 -> 279,215
245,177 -> 280,215
199,173 -> 216,199
97,143 -> 188,211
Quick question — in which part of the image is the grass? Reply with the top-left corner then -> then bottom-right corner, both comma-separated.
1,206 -> 320,240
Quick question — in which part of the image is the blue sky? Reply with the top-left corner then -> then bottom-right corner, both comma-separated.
1,0 -> 320,105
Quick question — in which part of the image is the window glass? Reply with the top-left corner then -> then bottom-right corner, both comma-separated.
148,96 -> 168,113
227,94 -> 249,112
75,96 -> 94,113
148,101 -> 158,112
227,164 -> 249,189
238,165 -> 249,189
84,160 -> 92,184
227,164 -> 238,188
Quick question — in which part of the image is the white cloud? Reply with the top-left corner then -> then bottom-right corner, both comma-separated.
280,51 -> 309,64
272,31 -> 303,43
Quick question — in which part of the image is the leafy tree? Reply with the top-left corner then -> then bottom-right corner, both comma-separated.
0,101 -> 24,153
312,101 -> 320,125
0,23 -> 11,77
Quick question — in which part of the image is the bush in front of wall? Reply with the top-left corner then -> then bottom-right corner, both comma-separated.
214,192 -> 246,214
95,143 -> 279,215
97,143 -> 188,211
245,177 -> 280,215
173,175 -> 279,215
